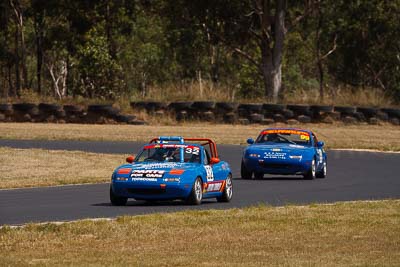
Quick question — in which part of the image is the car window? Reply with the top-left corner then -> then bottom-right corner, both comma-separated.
312,133 -> 318,147
203,149 -> 210,165
256,129 -> 311,146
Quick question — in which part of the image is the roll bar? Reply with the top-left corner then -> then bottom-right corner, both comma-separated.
150,137 -> 219,158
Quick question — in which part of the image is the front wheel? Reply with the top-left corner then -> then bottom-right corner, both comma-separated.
316,161 -> 327,178
110,186 -> 127,206
186,177 -> 203,205
303,159 -> 316,180
217,174 -> 233,202
241,161 -> 252,179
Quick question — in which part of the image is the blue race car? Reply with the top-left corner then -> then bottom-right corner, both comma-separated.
110,136 -> 233,205
241,128 -> 327,180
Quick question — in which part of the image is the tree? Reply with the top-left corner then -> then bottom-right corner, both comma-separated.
190,0 -> 317,102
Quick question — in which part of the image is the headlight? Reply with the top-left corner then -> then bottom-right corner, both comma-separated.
249,153 -> 261,158
289,155 -> 302,160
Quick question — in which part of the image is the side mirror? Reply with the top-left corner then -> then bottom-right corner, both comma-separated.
210,157 -> 220,164
247,138 -> 254,144
317,141 -> 324,148
126,155 -> 135,163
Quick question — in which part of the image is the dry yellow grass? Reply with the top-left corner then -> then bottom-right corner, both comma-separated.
0,200 -> 399,266
1,122 -> 400,151
0,147 -> 123,189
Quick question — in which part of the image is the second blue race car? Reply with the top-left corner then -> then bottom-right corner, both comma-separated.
110,136 -> 233,205
241,128 -> 327,180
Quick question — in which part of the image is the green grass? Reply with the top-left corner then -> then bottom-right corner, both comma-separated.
0,200 -> 399,266
0,147 -> 122,189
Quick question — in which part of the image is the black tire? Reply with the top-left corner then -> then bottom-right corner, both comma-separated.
88,104 -> 112,112
145,101 -> 168,111
310,105 -> 334,113
13,103 -> 37,112
217,174 -> 233,202
241,161 -> 252,179
354,112 -> 366,122
238,103 -> 263,113
192,101 -> 216,110
186,177 -> 203,205
216,102 -> 239,111
297,115 -> 312,123
381,108 -> 400,118
262,103 -> 286,112
110,186 -> 127,206
38,103 -> 61,112
287,104 -> 310,113
303,159 -> 316,180
254,172 -> 264,179
356,107 -> 378,117
63,104 -> 83,113
281,109 -> 294,119
334,106 -> 356,114
223,112 -> 237,123
114,114 -> 137,123
130,101 -> 148,110
249,113 -> 264,123
168,101 -> 193,111
273,113 -> 286,123
376,111 -> 389,121
316,161 -> 327,178
0,103 -> 12,112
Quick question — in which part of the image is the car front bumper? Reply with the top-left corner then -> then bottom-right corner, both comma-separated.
111,180 -> 192,200
243,157 -> 311,175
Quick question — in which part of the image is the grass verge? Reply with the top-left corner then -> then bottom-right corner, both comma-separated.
1,200 -> 399,266
1,122 -> 400,151
0,147 -> 122,189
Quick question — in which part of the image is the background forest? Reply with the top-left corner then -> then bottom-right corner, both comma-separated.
0,0 -> 399,105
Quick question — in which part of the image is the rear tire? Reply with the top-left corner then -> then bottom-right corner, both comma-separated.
316,161 -> 327,178
303,159 -> 316,180
186,177 -> 203,205
110,186 -> 127,206
254,172 -> 264,179
217,175 -> 233,202
241,161 -> 252,179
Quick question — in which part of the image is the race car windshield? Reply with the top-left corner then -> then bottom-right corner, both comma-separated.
135,145 -> 202,163
256,130 -> 311,146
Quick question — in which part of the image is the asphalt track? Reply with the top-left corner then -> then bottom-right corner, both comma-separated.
1,139 -> 400,225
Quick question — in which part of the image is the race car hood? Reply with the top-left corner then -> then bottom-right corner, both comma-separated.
114,162 -> 198,177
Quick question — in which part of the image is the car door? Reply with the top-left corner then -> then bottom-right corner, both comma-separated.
202,149 -> 225,193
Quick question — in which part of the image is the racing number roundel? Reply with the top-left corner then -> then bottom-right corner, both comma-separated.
204,165 -> 214,181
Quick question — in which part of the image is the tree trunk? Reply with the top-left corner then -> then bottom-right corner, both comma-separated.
34,11 -> 44,95
7,62 -> 14,97
262,55 -> 282,101
20,17 -> 27,89
14,25 -> 20,96
259,0 -> 286,103
316,1 -> 324,101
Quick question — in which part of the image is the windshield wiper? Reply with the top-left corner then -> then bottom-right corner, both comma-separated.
277,134 -> 297,145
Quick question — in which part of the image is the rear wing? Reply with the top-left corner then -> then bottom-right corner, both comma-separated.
150,136 -> 219,158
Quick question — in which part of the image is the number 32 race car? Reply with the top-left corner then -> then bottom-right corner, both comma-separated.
241,128 -> 327,180
110,136 -> 233,205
